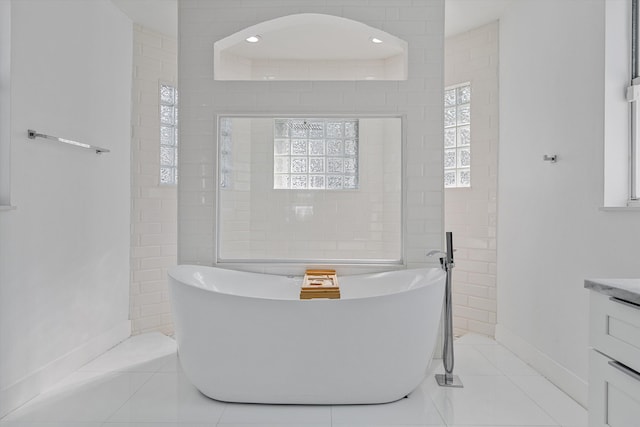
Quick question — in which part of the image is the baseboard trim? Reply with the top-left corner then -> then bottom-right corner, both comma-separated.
0,320 -> 131,418
495,324 -> 588,408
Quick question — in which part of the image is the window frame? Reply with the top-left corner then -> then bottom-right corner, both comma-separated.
629,0 -> 640,204
0,0 -> 12,209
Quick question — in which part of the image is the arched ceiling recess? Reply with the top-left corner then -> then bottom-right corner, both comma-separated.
213,13 -> 408,81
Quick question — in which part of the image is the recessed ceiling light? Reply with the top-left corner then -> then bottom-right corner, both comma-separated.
370,37 -> 383,44
245,35 -> 261,43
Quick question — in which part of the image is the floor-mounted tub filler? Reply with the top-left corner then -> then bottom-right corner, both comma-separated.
168,265 -> 446,405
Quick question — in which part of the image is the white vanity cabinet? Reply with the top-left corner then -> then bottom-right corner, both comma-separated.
586,280 -> 640,427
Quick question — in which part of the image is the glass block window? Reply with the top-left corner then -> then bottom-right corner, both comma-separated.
160,84 -> 178,185
219,117 -> 232,189
273,119 -> 358,190
444,83 -> 471,188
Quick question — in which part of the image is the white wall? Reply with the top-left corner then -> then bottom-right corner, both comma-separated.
497,0 -> 640,407
445,22 -> 499,338
0,0 -> 132,416
178,0 -> 445,273
130,25 -> 178,336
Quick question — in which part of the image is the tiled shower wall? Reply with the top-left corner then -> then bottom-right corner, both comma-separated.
178,0 -> 445,271
130,25 -> 178,335
444,22 -> 499,337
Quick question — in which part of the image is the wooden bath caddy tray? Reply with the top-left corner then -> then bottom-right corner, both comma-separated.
300,269 -> 341,300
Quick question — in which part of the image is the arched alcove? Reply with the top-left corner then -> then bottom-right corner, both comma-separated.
213,14 -> 408,81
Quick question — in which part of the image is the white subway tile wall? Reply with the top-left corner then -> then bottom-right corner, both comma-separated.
444,22 -> 499,337
178,0 -> 445,271
131,25 -> 178,335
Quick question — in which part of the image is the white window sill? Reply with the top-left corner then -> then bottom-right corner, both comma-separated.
0,205 -> 16,211
600,206 -> 640,212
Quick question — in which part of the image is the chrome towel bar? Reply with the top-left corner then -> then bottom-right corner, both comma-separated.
27,129 -> 110,154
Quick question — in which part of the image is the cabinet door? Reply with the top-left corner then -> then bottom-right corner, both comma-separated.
590,292 -> 640,373
589,349 -> 640,427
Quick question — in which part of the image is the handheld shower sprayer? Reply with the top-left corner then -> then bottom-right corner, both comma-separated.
428,232 -> 463,388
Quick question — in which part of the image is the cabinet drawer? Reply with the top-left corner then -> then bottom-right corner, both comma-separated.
590,292 -> 640,372
589,349 -> 640,427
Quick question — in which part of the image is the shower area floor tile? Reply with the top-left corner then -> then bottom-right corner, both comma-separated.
0,333 -> 587,427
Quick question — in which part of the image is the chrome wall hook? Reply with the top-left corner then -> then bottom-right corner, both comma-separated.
543,154 -> 557,163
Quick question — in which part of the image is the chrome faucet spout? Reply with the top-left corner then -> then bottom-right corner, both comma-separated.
427,247 -> 455,271
426,250 -> 446,257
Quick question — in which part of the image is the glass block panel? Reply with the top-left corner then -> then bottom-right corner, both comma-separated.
220,138 -> 232,155
344,158 -> 357,174
160,85 -> 178,186
444,107 -> 457,127
327,175 -> 343,189
291,157 -> 307,173
274,139 -> 290,155
220,173 -> 230,190
344,121 -> 358,138
458,85 -> 471,104
343,175 -> 358,189
274,174 -> 290,189
308,123 -> 324,138
309,175 -> 325,189
327,140 -> 343,156
458,168 -> 471,187
444,149 -> 456,169
457,148 -> 471,168
309,157 -> 324,173
444,128 -> 456,148
161,146 -> 173,166
160,167 -> 173,184
290,121 -> 308,138
291,139 -> 308,155
457,125 -> 471,146
160,105 -> 174,125
457,104 -> 470,125
160,85 -> 175,104
344,139 -> 358,156
220,118 -> 232,136
274,120 -> 289,137
444,89 -> 456,107
291,175 -> 308,189
161,126 -> 174,146
272,118 -> 359,191
274,156 -> 290,173
444,170 -> 456,188
326,122 -> 343,138
327,158 -> 343,173
443,84 -> 471,188
309,140 -> 325,155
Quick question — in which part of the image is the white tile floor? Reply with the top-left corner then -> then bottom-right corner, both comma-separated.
0,333 -> 587,427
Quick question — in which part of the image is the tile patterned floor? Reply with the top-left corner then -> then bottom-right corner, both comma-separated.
0,333 -> 587,427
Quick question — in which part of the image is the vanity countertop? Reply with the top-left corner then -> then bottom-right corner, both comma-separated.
584,278 -> 640,305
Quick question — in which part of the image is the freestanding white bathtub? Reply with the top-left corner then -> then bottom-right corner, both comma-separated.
167,265 -> 446,405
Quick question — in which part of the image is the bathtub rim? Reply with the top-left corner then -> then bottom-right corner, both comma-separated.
168,264 -> 446,303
